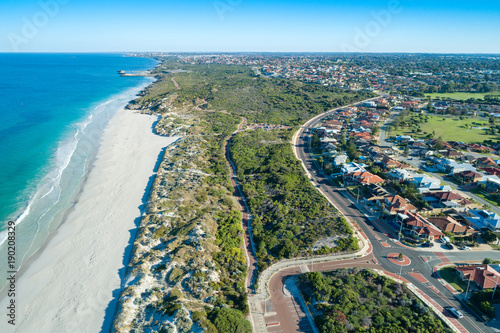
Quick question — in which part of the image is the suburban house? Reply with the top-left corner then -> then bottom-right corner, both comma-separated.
379,155 -> 403,169
463,209 -> 500,232
437,159 -> 477,174
428,216 -> 477,236
397,211 -> 444,241
366,184 -> 390,197
379,195 -> 417,215
350,132 -> 372,141
411,175 -> 442,193
476,157 -> 498,168
444,150 -> 464,159
454,170 -> 483,184
456,265 -> 500,290
341,162 -> 367,176
388,168 -> 418,182
422,191 -> 472,209
481,167 -> 500,176
396,135 -> 413,143
350,171 -> 385,185
482,175 -> 500,192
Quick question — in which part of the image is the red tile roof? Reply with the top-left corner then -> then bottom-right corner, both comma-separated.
457,265 -> 500,289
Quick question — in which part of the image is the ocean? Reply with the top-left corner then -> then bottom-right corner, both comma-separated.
0,53 -> 156,282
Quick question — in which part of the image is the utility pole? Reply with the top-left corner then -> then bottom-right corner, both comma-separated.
492,275 -> 500,301
465,275 -> 472,300
398,219 -> 404,242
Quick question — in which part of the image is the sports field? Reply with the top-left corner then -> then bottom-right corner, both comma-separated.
425,91 -> 500,101
390,116 -> 498,143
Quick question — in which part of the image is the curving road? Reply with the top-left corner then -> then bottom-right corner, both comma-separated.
229,98 -> 500,332
291,101 -> 496,333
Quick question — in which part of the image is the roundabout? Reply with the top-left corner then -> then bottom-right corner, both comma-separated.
387,253 -> 411,266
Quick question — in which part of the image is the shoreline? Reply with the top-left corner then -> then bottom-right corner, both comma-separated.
0,100 -> 177,332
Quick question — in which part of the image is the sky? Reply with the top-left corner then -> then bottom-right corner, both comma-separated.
0,0 -> 499,53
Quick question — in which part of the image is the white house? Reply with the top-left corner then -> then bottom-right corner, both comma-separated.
341,162 -> 367,175
411,175 -> 442,193
437,158 -> 477,174
388,168 -> 418,181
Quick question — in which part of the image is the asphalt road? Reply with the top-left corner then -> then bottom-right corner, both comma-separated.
292,108 -> 499,333
378,110 -> 399,147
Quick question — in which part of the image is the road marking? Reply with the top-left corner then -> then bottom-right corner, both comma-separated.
434,252 -> 451,264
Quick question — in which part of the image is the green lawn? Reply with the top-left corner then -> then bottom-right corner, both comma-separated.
425,91 -> 500,101
439,267 -> 467,292
390,115 -> 499,143
470,189 -> 500,207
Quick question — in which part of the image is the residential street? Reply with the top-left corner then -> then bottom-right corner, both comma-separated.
244,100 -> 500,333
398,155 -> 500,215
290,106 -> 500,333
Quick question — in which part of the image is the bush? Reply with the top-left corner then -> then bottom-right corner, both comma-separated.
209,308 -> 252,333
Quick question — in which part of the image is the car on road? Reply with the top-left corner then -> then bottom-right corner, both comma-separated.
446,307 -> 464,319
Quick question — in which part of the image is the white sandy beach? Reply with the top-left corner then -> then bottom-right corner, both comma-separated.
0,108 -> 177,332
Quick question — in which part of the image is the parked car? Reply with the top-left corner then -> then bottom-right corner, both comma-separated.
445,242 -> 454,250
460,246 -> 471,251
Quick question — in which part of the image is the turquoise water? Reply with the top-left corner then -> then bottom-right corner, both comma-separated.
0,53 -> 156,274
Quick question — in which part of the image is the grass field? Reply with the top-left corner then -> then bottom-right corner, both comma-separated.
389,115 -> 498,143
425,91 -> 500,101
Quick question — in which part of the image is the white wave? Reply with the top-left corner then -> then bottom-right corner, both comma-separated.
0,81 -> 152,251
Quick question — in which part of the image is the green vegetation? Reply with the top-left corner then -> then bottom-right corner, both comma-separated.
471,189 -> 500,207
386,180 -> 429,210
438,267 -> 467,292
390,114 -> 499,143
469,290 -> 500,319
214,210 -> 248,306
117,57 -> 371,332
230,129 -> 357,271
138,58 -> 374,126
425,91 -> 500,101
299,269 -> 452,333
209,308 -> 252,333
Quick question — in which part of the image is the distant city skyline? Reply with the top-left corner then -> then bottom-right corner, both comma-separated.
1,0 -> 499,53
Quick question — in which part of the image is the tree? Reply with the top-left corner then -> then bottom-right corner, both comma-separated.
403,144 -> 409,157
483,231 -> 498,244
210,308 -> 252,333
312,132 -> 321,149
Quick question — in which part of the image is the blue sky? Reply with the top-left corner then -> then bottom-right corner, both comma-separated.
0,0 -> 499,53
